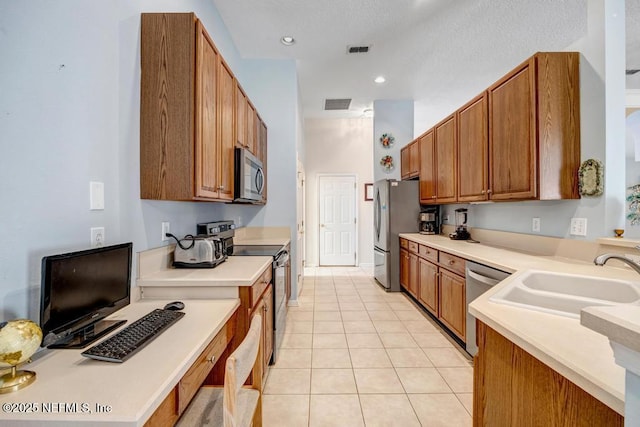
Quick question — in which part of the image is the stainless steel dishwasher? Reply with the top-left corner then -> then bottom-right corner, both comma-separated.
465,261 -> 510,356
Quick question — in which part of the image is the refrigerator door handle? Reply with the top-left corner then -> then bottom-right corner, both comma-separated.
374,187 -> 381,242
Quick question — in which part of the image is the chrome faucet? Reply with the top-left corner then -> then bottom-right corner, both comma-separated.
594,252 -> 640,275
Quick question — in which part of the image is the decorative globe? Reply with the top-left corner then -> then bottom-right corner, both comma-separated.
0,319 -> 42,368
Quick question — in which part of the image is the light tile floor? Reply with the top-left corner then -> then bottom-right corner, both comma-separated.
263,267 -> 473,427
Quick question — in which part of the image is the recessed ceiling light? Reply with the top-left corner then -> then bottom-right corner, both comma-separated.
374,76 -> 386,84
281,36 -> 295,46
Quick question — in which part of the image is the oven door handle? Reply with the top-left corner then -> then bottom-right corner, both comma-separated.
274,250 -> 290,267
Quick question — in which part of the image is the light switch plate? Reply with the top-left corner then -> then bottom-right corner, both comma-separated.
570,218 -> 587,236
90,181 -> 104,210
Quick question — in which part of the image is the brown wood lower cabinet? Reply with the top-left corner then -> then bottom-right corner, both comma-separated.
474,321 -> 623,427
418,258 -> 438,316
399,245 -> 420,299
400,248 -> 410,291
400,238 -> 466,342
439,268 -> 466,340
408,252 -> 419,298
144,310 -> 237,427
240,267 -> 273,382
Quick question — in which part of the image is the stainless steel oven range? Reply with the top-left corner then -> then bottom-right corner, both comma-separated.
231,244 -> 289,364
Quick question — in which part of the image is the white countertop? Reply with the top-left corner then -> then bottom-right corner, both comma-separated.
400,233 -> 640,415
581,305 -> 640,354
234,238 -> 290,246
137,256 -> 272,288
0,299 -> 239,426
233,226 -> 291,247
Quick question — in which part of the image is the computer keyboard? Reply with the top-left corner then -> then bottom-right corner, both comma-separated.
81,309 -> 185,363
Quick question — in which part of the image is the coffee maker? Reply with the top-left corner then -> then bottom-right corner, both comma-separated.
419,207 -> 440,235
449,208 -> 471,240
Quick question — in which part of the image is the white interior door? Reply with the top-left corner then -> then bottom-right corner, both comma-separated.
319,175 -> 357,266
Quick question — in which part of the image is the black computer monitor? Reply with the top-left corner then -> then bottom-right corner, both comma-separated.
40,242 -> 132,348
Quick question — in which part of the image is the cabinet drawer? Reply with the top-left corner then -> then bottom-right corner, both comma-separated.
408,241 -> 419,253
177,315 -> 235,414
439,252 -> 466,276
418,244 -> 438,263
250,267 -> 272,308
400,238 -> 408,249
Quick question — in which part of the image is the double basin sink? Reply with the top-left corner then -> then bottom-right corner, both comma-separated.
490,270 -> 640,318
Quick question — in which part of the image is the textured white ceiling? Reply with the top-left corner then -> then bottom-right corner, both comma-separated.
212,0 -> 639,121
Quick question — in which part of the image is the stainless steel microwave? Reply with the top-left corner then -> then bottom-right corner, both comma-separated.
234,147 -> 264,203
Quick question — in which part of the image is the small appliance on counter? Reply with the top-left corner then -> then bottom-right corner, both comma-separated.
167,234 -> 227,268
419,207 -> 440,235
449,208 -> 471,240
196,220 -> 235,256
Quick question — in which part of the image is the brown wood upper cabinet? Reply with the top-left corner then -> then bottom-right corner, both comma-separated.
416,52 -> 579,205
457,94 -> 489,202
401,140 -> 420,180
235,84 -> 260,157
418,131 -> 436,202
140,13 -> 232,201
488,52 -> 580,201
257,117 -> 268,204
419,115 -> 457,204
247,101 -> 257,155
140,13 -> 267,203
217,59 -> 236,201
235,84 -> 248,151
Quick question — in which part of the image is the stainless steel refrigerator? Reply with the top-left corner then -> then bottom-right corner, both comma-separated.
373,179 -> 420,291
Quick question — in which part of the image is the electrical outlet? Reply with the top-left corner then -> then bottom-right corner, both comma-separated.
161,222 -> 170,241
91,227 -> 105,247
532,217 -> 541,232
570,218 -> 588,236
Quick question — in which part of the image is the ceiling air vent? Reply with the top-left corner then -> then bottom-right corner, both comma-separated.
627,69 -> 640,76
347,45 -> 370,54
324,98 -> 352,111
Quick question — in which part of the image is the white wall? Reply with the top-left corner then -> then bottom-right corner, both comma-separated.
0,0 -> 300,320
373,100 -> 414,182
304,118 -> 374,267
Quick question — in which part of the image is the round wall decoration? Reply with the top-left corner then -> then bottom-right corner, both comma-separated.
380,155 -> 394,172
379,133 -> 395,148
578,159 -> 603,197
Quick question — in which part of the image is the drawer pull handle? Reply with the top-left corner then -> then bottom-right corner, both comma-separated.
207,356 -> 216,364
448,260 -> 455,265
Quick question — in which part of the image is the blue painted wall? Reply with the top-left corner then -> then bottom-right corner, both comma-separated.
0,0 -> 299,320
